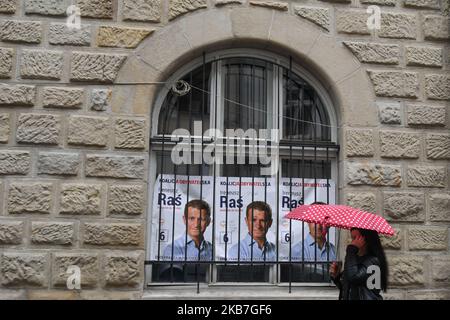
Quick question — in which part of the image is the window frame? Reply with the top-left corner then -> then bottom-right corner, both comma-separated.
146,48 -> 339,287
150,49 -> 338,143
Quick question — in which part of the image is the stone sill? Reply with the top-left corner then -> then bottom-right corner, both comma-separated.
142,285 -> 339,300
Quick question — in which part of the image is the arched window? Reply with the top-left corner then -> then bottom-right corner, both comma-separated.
147,49 -> 339,287
156,53 -> 333,141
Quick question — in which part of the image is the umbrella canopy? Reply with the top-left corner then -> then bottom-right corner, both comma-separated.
285,204 -> 395,237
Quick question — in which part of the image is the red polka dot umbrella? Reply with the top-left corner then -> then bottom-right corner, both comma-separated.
285,205 -> 395,237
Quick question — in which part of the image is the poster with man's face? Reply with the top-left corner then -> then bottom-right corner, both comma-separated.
214,177 -> 277,261
150,175 -> 214,261
278,178 -> 336,261
150,175 -> 336,262
183,206 -> 210,240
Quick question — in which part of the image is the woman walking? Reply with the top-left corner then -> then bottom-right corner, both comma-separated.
330,228 -> 388,300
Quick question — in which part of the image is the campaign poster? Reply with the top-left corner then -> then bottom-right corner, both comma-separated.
214,177 -> 277,262
278,178 -> 336,261
150,175 -> 213,261
150,175 -> 336,262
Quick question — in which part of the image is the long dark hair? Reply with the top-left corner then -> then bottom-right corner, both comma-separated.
353,228 -> 388,292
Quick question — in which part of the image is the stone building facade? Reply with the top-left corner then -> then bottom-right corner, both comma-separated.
0,0 -> 449,300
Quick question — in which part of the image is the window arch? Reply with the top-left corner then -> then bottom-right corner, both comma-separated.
153,49 -> 337,142
147,49 -> 340,287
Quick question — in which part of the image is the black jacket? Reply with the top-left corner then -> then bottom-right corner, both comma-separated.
331,245 -> 383,300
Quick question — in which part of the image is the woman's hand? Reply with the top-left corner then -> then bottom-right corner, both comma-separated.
330,261 -> 341,279
350,235 -> 366,249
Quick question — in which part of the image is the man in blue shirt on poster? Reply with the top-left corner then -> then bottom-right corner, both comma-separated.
291,222 -> 336,262
163,199 -> 213,261
228,201 -> 276,262
286,220 -> 336,282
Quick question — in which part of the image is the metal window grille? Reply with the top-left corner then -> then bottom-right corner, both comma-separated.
146,53 -> 340,292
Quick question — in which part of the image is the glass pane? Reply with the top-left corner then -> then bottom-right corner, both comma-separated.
282,70 -> 331,142
158,63 -> 212,135
222,162 -> 270,178
216,158 -> 274,283
151,150 -> 211,283
216,265 -> 271,282
282,159 -> 331,179
223,58 -> 270,131
280,155 -> 333,283
280,263 -> 332,282
152,263 -> 208,283
155,151 -> 210,176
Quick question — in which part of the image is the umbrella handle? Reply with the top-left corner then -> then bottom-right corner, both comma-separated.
322,216 -> 330,240
321,225 -> 329,240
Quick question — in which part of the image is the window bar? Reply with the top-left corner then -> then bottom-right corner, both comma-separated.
164,101 -> 178,281
155,97 -> 172,282
255,65 -> 268,271
297,81 -> 302,140
188,69 -> 194,136
313,92 -> 318,278
236,62 -> 243,276
324,102 -> 329,141
155,161 -> 163,281
247,64 -> 250,131
287,59 -> 293,293
170,100 -> 179,282
297,149 -> 301,283
257,66 -> 261,131
264,61 -> 267,131
288,177 -> 294,286
196,52 -> 207,293
314,195 -> 318,278
237,63 -> 241,129
295,81 -> 300,138
264,168 -> 268,274
275,63 -> 281,285
252,64 -> 255,134
263,63 -> 268,230
176,83 -> 181,131
224,167 -> 229,265
238,148 -> 242,282
155,151 -> 163,267
251,154 -> 255,280
224,64 -> 230,266
169,97 -> 182,282
223,63 -> 228,127
263,63 -> 268,274
238,64 -> 254,268
148,57 -> 340,288
211,61 -> 218,283
301,145 -> 305,278
251,64 -> 256,268
185,70 -> 193,280
237,64 -> 244,281
229,61 -> 241,280
321,103 -> 326,141
301,83 -> 305,140
263,63 -> 268,280
321,158 -> 326,280
297,82 -> 305,280
326,147 -> 330,280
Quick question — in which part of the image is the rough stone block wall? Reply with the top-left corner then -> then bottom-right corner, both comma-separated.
0,0 -> 449,300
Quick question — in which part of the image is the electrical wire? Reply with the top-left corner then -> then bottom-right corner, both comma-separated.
0,79 -> 341,129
